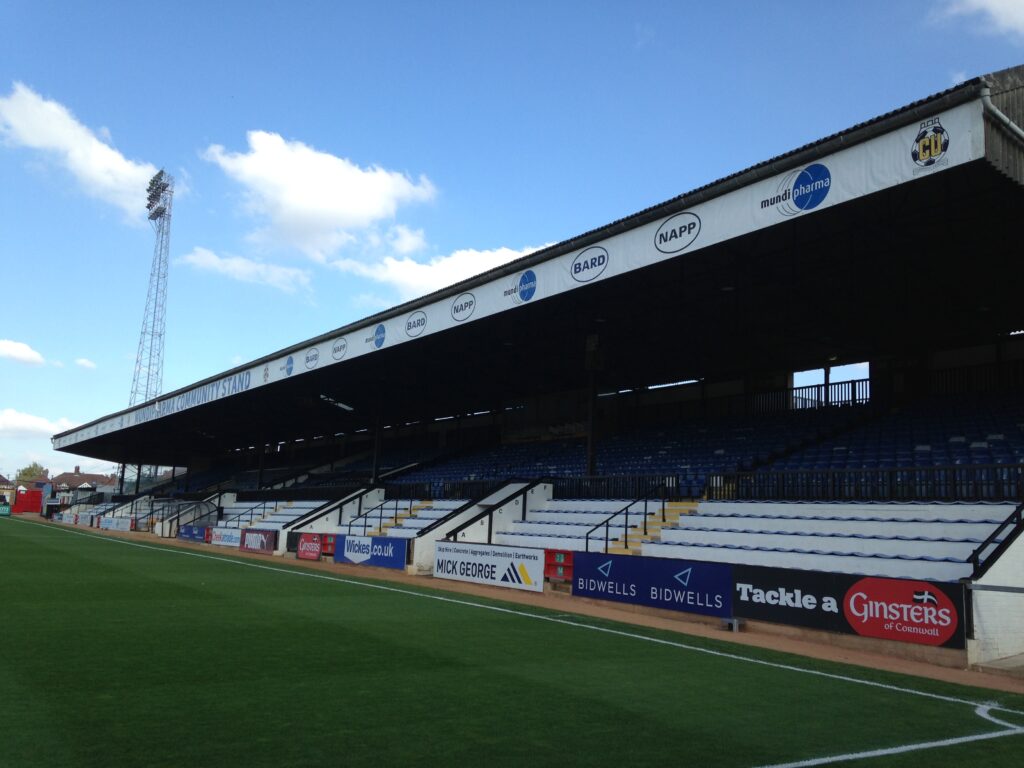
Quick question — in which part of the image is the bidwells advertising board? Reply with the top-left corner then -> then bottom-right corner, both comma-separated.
334,535 -> 407,570
433,541 -> 544,592
732,565 -> 966,649
573,553 -> 733,618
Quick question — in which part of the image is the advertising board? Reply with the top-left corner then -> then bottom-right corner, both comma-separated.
99,517 -> 131,532
239,529 -> 277,554
732,564 -> 966,649
210,527 -> 242,548
572,553 -> 733,618
333,535 -> 407,569
178,525 -> 208,542
297,533 -> 322,561
433,541 -> 544,592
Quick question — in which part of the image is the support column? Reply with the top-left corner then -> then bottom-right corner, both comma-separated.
371,412 -> 382,484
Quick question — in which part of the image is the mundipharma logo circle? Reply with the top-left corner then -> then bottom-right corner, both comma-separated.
517,270 -> 537,303
764,163 -> 831,217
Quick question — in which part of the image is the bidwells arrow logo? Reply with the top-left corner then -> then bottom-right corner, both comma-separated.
674,568 -> 692,588
597,560 -> 613,578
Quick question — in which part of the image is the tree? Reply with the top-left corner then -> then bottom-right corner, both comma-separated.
15,462 -> 48,484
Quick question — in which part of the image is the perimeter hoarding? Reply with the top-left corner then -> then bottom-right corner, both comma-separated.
211,527 -> 242,548
433,541 -> 545,592
573,552 -> 733,618
333,535 -> 407,569
296,533 -> 322,561
732,564 -> 966,649
239,528 -> 277,554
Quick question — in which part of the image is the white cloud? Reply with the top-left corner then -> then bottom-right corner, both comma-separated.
51,360 -> 65,368
944,0 -> 1024,38
331,244 -> 546,301
388,225 -> 427,255
0,339 -> 44,365
0,82 -> 158,218
178,246 -> 312,294
0,409 -> 75,438
203,131 -> 436,260
74,358 -> 97,369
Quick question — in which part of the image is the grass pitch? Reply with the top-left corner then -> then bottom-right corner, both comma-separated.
1,517 -> 1022,768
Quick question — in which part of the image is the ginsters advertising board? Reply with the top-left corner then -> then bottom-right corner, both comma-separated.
732,565 -> 966,649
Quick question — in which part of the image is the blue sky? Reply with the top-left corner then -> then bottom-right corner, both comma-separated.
1,0 -> 1022,480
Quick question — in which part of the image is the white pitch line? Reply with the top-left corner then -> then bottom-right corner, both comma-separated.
754,706 -> 1024,768
6,516 -> 1024,725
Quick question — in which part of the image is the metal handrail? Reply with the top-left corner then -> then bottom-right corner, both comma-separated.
441,478 -> 540,543
281,492 -> 363,532
585,484 -> 665,554
968,501 -> 1024,580
346,498 -> 410,536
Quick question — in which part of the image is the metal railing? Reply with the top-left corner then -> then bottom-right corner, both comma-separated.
385,479 -> 500,501
345,499 -> 412,536
585,485 -> 666,554
553,475 -> 685,501
442,479 -> 544,543
220,500 -> 274,528
707,463 -> 1024,503
968,501 -> 1024,579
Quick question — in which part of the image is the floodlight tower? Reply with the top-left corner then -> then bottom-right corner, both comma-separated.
129,170 -> 174,407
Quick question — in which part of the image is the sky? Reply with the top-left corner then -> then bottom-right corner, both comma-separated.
1,0 -> 1023,481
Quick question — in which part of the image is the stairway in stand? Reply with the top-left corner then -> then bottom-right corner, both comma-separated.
605,500 -> 698,555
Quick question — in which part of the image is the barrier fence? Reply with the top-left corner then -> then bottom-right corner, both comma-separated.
707,463 -> 1024,503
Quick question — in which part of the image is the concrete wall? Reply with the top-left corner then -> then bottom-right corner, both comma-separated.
409,482 -> 549,574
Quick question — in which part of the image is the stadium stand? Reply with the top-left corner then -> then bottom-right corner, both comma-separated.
642,500 -> 1015,581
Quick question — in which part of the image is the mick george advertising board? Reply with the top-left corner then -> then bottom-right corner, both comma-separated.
434,542 -> 545,592
572,552 -> 733,618
732,565 -> 966,649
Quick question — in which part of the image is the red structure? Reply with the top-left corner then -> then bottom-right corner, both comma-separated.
12,489 -> 43,514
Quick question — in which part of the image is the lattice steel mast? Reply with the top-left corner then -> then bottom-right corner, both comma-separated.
130,170 -> 174,407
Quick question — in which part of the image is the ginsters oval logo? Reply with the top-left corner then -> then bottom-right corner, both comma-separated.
571,246 -> 609,283
451,292 -> 476,322
654,212 -> 701,254
842,577 -> 959,647
331,337 -> 348,360
304,347 -> 320,369
405,310 -> 427,337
